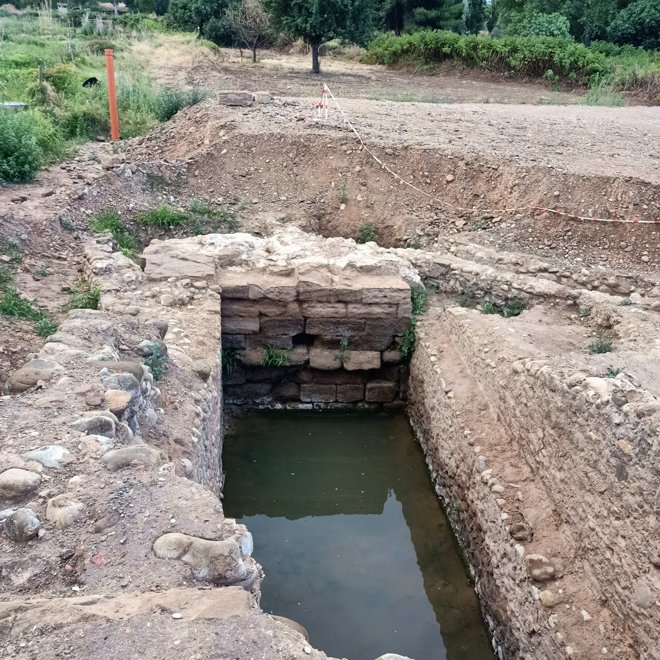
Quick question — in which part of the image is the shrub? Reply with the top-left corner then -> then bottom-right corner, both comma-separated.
608,0 -> 660,51
365,31 -> 610,85
589,339 -> 613,354
0,110 -> 42,183
62,104 -> 110,140
579,307 -> 592,318
399,317 -> 417,363
480,300 -> 497,314
606,366 -> 623,378
355,222 -> 378,244
138,206 -> 189,228
32,111 -> 68,164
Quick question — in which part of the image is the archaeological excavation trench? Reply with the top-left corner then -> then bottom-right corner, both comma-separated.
1,223 -> 659,660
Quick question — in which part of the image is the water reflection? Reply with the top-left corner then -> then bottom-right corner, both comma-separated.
223,411 -> 493,660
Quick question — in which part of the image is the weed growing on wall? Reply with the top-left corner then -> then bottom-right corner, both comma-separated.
91,210 -> 137,257
144,343 -> 168,380
68,280 -> 101,310
261,345 -> 291,367
138,207 -> 190,229
221,347 -> 240,373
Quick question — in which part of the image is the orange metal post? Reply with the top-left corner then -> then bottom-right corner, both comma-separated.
105,49 -> 120,141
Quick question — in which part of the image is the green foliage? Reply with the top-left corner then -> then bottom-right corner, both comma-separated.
266,0 -> 375,72
578,306 -> 591,318
411,287 -> 428,315
588,339 -> 613,354
261,345 -> 291,367
339,181 -> 349,204
0,288 -> 57,337
480,299 -> 497,314
620,297 -> 633,306
91,210 -> 137,256
605,365 -> 623,378
339,338 -> 349,352
410,1 -> 465,32
0,240 -> 24,264
0,14 -> 206,177
144,343 -> 168,380
167,0 -> 230,37
68,281 -> 101,310
355,222 -> 378,244
34,265 -> 50,279
399,317 -> 417,363
0,265 -> 12,290
465,0 -> 487,34
365,31 -> 610,85
138,206 -> 190,228
0,110 -> 42,183
221,347 -> 240,373
584,77 -> 626,106
608,0 -> 660,51
458,287 -> 474,308
503,10 -> 572,39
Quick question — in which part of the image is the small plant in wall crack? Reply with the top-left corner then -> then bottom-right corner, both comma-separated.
68,280 -> 100,310
144,344 -> 168,381
399,317 -> 417,364
411,287 -> 428,315
605,366 -> 623,378
579,307 -> 592,318
261,345 -> 291,367
221,347 -> 240,374
337,338 -> 350,364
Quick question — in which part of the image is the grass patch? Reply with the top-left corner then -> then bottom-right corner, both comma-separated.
221,347 -> 240,373
589,339 -> 614,354
584,80 -> 626,106
90,209 -> 137,257
0,265 -> 13,289
0,288 -> 57,337
34,265 -> 49,279
0,14 -> 207,181
68,280 -> 100,310
144,343 -> 168,380
0,240 -> 24,264
605,366 -> 623,378
138,206 -> 189,229
355,222 -> 378,244
188,198 -> 240,234
261,345 -> 291,367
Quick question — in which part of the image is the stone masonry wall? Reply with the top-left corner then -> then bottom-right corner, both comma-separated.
142,228 -> 421,408
442,306 -> 660,658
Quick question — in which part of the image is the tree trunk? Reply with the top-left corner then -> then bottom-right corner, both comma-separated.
252,46 -> 257,63
311,42 -> 321,74
197,21 -> 204,39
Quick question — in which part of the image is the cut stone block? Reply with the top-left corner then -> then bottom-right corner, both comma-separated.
305,318 -> 365,338
247,275 -> 298,302
343,351 -> 381,371
345,304 -> 398,318
246,335 -> 293,350
382,350 -> 403,364
309,348 -> 342,370
216,272 -> 250,298
222,334 -> 246,349
221,316 -> 259,335
300,384 -> 337,403
313,370 -> 365,385
287,346 -> 309,366
260,317 -> 304,336
365,381 -> 397,403
225,383 -> 272,400
337,384 -> 365,403
301,303 -> 347,318
222,299 -> 300,317
143,249 -> 215,281
272,382 -> 300,401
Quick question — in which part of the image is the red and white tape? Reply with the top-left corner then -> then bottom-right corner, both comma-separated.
317,83 -> 660,226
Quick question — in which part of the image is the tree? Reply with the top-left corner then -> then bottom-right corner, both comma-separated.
226,0 -> 271,62
266,0 -> 375,74
167,0 -> 230,38
608,0 -> 660,50
465,0 -> 487,33
380,0 -> 407,35
410,0 -> 464,31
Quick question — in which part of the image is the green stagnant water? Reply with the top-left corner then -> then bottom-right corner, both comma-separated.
223,411 -> 492,660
